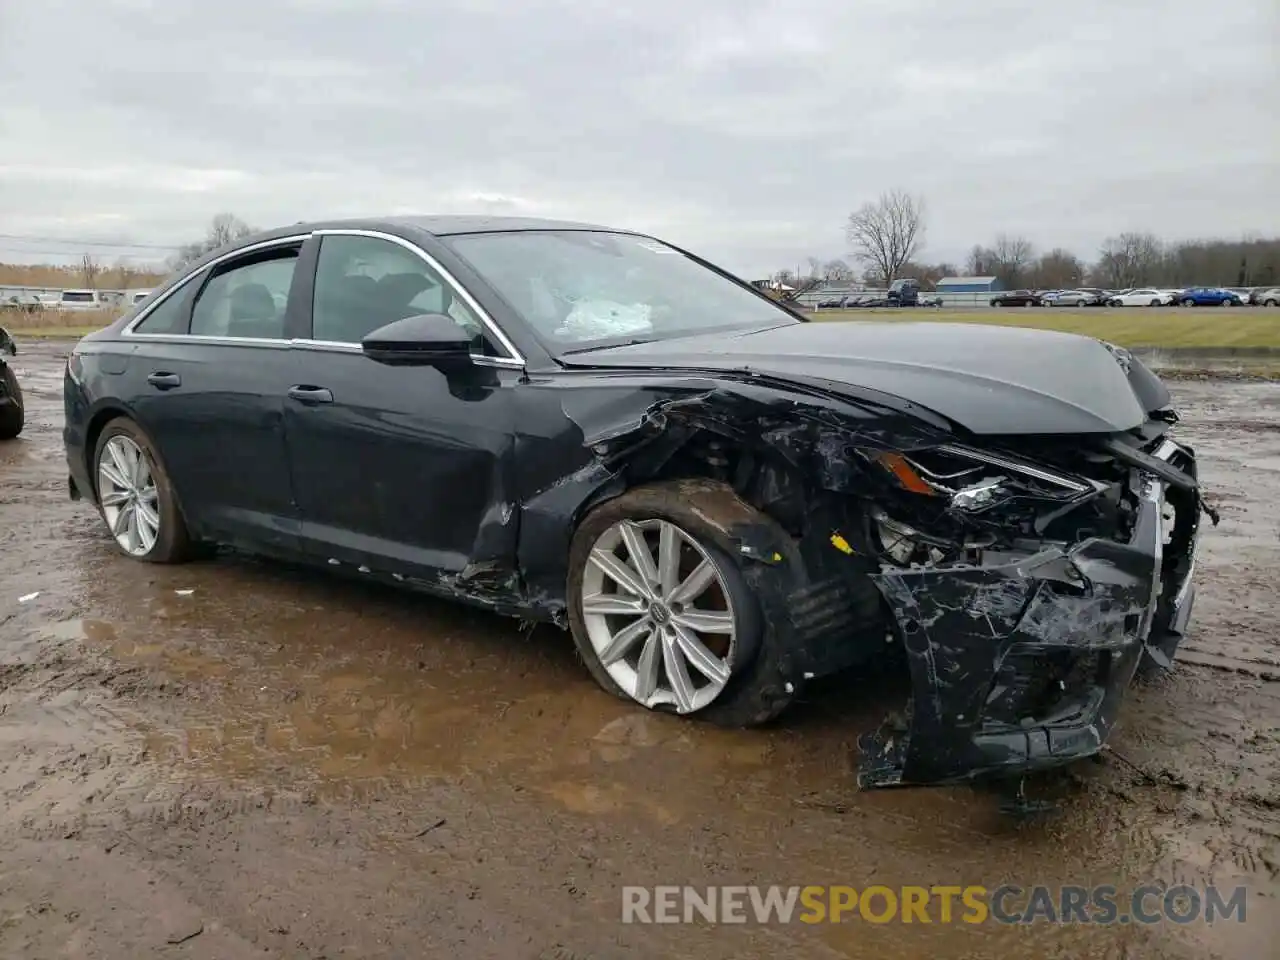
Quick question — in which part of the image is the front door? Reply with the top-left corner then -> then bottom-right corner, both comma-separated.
282,232 -> 521,582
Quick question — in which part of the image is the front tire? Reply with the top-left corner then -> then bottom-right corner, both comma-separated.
0,365 -> 23,440
566,481 -> 793,727
92,417 -> 195,563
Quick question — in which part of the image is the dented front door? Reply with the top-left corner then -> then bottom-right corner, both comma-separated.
282,343 -> 520,582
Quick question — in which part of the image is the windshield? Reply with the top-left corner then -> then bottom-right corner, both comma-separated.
444,230 -> 799,353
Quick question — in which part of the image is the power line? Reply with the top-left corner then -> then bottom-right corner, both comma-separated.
0,233 -> 177,251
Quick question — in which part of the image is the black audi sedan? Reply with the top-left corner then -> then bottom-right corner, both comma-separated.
63,216 -> 1209,787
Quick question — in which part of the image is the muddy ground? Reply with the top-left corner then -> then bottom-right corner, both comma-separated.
1,339 -> 1277,959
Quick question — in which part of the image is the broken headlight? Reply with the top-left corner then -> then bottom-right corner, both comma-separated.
869,444 -> 1096,515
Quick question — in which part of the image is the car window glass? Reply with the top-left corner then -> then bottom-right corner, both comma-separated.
132,283 -> 195,334
445,230 -> 796,351
312,235 -> 496,354
190,252 -> 298,340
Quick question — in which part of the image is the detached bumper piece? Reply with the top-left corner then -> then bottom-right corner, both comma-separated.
860,440 -> 1200,787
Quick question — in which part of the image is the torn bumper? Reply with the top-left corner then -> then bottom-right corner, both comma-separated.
860,439 -> 1200,787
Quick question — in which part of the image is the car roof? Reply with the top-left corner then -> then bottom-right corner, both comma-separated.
243,215 -> 635,245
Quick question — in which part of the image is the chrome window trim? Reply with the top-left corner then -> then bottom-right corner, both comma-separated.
122,233 -> 312,338
311,228 -> 525,365
290,338 -> 524,368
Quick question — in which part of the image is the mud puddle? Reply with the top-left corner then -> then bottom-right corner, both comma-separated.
2,340 -> 1278,958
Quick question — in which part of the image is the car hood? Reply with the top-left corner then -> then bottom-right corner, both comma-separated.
557,321 -> 1166,435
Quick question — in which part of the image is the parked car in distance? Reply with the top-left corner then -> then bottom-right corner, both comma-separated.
989,290 -> 1043,307
61,215 -> 1208,788
1049,289 -> 1107,307
1108,288 -> 1175,307
1177,287 -> 1244,307
1248,287 -> 1280,307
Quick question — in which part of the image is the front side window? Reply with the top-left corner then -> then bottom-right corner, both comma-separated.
190,250 -> 298,339
311,234 -> 492,350
444,230 -> 797,353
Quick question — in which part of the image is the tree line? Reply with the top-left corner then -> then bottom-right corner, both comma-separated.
768,191 -> 1279,293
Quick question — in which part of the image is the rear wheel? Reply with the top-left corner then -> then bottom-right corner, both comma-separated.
567,481 -> 793,727
1076,299 -> 1088,307
0,365 -> 23,440
92,418 -> 195,563
1266,298 -> 1278,307
1182,298 -> 1196,307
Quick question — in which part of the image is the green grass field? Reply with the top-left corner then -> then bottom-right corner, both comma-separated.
811,307 -> 1280,348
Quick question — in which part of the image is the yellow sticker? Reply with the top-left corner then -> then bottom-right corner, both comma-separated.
830,533 -> 854,555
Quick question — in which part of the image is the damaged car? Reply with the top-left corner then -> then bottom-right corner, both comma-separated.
61,217 -> 1211,787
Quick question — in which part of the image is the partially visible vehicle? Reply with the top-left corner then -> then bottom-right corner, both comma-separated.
56,289 -> 108,311
990,290 -> 1043,308
1248,287 -> 1280,307
1108,289 -> 1175,307
1177,287 -> 1243,307
0,326 -> 22,439
886,278 -> 920,306
1049,289 -> 1107,307
124,288 -> 153,306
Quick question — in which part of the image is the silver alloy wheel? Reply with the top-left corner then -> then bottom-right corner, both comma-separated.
580,518 -> 737,714
97,435 -> 160,557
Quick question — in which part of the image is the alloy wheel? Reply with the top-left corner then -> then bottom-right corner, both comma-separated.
580,518 -> 737,714
97,435 -> 160,556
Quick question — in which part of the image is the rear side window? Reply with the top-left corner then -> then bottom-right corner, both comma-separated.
190,250 -> 299,340
132,285 -> 193,335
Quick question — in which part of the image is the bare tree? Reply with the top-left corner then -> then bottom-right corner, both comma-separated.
1028,248 -> 1085,289
821,258 -> 855,282
1093,232 -> 1164,288
80,254 -> 101,289
170,213 -> 257,270
990,234 -> 1035,288
965,244 -> 996,277
845,190 -> 925,286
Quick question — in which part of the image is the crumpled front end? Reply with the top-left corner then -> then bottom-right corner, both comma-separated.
859,438 -> 1202,787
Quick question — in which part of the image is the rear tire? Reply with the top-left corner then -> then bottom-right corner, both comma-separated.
1266,298 -> 1278,307
1182,299 -> 1196,307
566,480 -> 796,728
92,417 -> 196,563
0,365 -> 23,440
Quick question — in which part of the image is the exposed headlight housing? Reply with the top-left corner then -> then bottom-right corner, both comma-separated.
867,444 -> 1096,515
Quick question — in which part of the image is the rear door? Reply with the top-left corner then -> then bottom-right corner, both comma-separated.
281,230 -> 523,582
121,237 -> 310,553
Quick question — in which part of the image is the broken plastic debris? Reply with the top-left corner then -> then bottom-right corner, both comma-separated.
784,681 -> 795,693
18,591 -> 40,603
327,558 -> 340,565
803,671 -> 815,679
829,532 -> 855,555
174,589 -> 194,596
357,565 -> 371,574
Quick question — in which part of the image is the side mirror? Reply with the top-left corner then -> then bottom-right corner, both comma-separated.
361,313 -> 473,368
0,326 -> 15,357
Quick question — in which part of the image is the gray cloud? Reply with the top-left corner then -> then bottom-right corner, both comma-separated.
0,0 -> 1276,275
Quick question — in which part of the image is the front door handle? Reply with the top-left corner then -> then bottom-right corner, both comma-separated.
287,385 -> 334,404
146,372 -> 181,390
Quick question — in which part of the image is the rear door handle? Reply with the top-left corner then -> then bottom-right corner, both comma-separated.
287,385 -> 334,404
146,372 -> 181,390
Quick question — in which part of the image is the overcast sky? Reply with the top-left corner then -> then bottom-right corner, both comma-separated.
0,0 -> 1276,277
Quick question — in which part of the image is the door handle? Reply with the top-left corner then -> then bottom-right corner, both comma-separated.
146,372 -> 181,390
287,385 -> 334,404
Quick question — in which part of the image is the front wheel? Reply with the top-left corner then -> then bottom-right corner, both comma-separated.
1266,298 -> 1279,307
0,364 -> 23,440
566,481 -> 793,727
1076,299 -> 1088,307
1149,300 -> 1162,307
92,418 -> 195,563
1221,299 -> 1234,307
